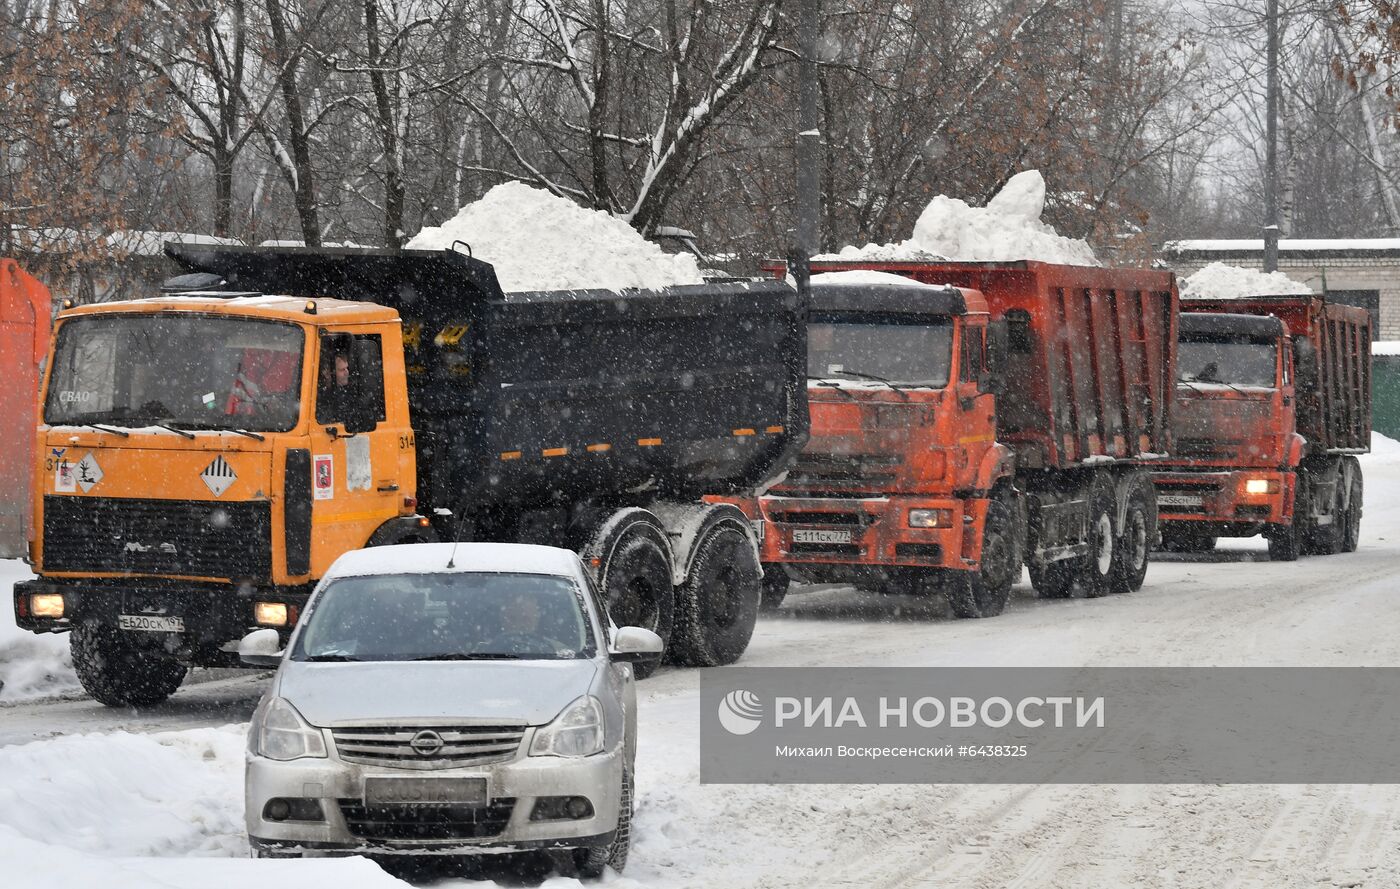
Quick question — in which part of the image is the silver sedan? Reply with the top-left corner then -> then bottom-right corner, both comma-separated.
241,542 -> 662,878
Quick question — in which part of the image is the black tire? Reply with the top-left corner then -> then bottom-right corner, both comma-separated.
1030,560 -> 1076,599
945,497 -> 1017,618
1158,526 -> 1217,554
1266,476 -> 1308,562
1076,481 -> 1117,598
588,511 -> 674,680
1343,466 -> 1363,553
575,769 -> 632,879
669,523 -> 762,667
70,622 -> 188,707
1110,479 -> 1153,593
759,568 -> 790,611
1307,472 -> 1347,556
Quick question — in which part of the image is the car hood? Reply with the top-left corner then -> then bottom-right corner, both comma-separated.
276,658 -> 600,727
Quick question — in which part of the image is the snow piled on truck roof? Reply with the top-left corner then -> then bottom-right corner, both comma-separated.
816,170 -> 1099,266
406,181 -> 703,292
1179,261 -> 1314,300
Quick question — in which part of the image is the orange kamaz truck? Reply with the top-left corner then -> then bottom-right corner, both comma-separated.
1151,295 -> 1371,560
742,260 -> 1177,618
14,245 -> 806,705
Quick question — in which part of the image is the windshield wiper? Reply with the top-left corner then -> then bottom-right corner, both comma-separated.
159,419 -> 266,440
152,423 -> 195,439
808,377 -> 857,400
301,653 -> 367,662
409,653 -> 530,661
228,428 -> 266,441
826,369 -> 912,401
75,422 -> 130,437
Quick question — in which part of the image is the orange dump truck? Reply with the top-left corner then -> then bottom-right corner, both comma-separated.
744,260 -> 1177,617
0,260 -> 52,558
1151,296 -> 1371,560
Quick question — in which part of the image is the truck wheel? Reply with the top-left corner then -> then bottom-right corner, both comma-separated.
669,523 -> 762,667
70,623 -> 188,707
944,497 -> 1016,618
1343,467 -> 1363,553
589,511 -> 674,680
760,568 -> 790,611
1266,479 -> 1307,561
1308,473 -> 1347,556
1076,484 -> 1117,598
1030,560 -> 1076,599
1110,479 -> 1153,593
574,768 -> 631,878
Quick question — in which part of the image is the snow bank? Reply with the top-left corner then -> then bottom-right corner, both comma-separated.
811,269 -> 941,288
816,170 -> 1099,266
1374,340 -> 1400,357
1179,261 -> 1313,300
407,182 -> 703,292
1367,431 -> 1400,464
0,560 -> 77,702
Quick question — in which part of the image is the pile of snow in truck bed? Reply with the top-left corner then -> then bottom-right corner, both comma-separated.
817,170 -> 1099,266
1179,261 -> 1314,299
406,181 -> 703,292
0,560 -> 77,702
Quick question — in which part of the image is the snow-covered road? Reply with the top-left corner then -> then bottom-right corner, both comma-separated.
6,436 -> 1400,887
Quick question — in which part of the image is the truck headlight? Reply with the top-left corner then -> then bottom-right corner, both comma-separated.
249,697 -> 326,761
908,508 -> 953,529
30,593 -> 65,619
1242,478 -> 1279,495
529,695 -> 604,758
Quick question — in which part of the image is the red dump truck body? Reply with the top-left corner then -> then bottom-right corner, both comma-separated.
0,260 -> 52,558
740,260 -> 1178,617
1152,295 -> 1370,560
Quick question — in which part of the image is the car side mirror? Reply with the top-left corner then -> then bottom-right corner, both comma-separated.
239,628 -> 285,668
610,626 -> 664,664
1292,338 -> 1317,390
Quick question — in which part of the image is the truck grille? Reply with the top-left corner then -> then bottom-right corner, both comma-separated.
338,799 -> 516,842
331,725 -> 526,770
779,454 -> 901,495
1174,438 -> 1244,461
42,496 -> 272,580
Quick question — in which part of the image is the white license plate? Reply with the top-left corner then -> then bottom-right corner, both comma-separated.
792,528 -> 854,544
1158,494 -> 1204,508
365,777 -> 488,806
118,614 -> 185,633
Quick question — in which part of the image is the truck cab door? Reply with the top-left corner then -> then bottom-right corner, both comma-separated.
306,330 -> 405,573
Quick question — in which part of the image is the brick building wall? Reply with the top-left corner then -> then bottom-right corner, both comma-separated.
1159,243 -> 1400,340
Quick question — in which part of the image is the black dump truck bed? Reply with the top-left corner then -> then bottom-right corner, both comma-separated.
167,244 -> 808,516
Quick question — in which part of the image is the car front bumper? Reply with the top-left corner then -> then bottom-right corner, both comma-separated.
246,740 -> 624,855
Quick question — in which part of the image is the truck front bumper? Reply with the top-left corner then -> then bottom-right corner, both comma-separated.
1152,469 -> 1292,532
757,494 -> 983,577
246,742 -> 624,856
12,578 -> 311,659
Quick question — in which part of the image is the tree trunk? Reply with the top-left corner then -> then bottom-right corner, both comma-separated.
364,0 -> 404,246
265,0 -> 321,246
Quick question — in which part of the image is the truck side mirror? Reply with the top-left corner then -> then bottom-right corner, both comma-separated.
985,320 -> 1009,396
1293,338 -> 1317,390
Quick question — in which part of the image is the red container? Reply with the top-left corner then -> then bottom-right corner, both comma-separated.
0,260 -> 52,557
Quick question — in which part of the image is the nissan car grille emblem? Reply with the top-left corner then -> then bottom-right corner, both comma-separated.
409,730 -> 444,756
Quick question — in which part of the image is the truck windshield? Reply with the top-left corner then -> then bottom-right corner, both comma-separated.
294,572 -> 596,661
44,314 -> 304,432
808,316 -> 953,387
1178,336 -> 1277,388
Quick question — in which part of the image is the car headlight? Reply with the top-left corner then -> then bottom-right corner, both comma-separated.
529,695 -> 604,758
249,697 -> 327,761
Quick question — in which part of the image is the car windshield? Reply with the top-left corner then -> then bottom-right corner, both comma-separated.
808,316 -> 953,386
44,314 -> 304,432
293,572 -> 595,662
1178,336 -> 1277,388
